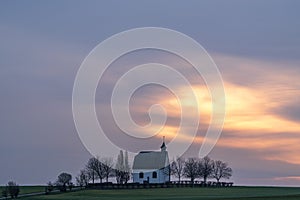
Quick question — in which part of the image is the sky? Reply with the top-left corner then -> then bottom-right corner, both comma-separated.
1,0 -> 300,186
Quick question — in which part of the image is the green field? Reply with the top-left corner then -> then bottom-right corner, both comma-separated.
18,187 -> 300,200
0,185 -> 45,195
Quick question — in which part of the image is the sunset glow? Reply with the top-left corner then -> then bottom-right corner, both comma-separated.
2,1 -> 300,187
136,56 -> 300,168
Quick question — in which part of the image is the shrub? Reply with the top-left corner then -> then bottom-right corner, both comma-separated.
7,181 -> 20,199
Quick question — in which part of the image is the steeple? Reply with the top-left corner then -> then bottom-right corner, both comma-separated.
160,136 -> 166,151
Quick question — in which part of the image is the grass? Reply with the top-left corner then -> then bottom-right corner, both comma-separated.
18,186 -> 300,200
0,185 -> 45,195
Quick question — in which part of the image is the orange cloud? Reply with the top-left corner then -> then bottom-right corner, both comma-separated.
223,82 -> 300,133
123,54 -> 300,165
157,56 -> 300,164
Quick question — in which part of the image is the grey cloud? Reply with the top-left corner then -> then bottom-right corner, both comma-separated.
274,103 -> 300,123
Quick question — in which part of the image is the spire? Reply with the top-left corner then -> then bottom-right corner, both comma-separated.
160,136 -> 166,151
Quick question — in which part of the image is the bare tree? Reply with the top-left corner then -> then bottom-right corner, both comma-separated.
171,156 -> 185,182
211,160 -> 232,182
123,151 -> 131,183
56,172 -> 72,192
115,150 -> 131,184
115,150 -> 124,184
183,158 -> 199,183
86,157 -> 106,183
94,157 -> 105,183
5,181 -> 19,199
198,156 -> 213,183
102,157 -> 114,182
76,169 -> 90,188
86,157 -> 98,184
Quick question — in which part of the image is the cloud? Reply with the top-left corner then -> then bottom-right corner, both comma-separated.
1,0 -> 300,186
102,53 -> 300,167
274,103 -> 300,123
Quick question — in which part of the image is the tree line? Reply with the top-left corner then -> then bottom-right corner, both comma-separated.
171,156 -> 232,183
46,153 -> 232,192
1,152 -> 233,198
73,154 -> 232,187
76,150 -> 130,187
44,150 -> 131,193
